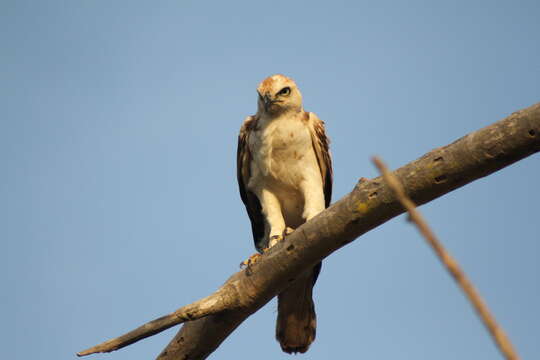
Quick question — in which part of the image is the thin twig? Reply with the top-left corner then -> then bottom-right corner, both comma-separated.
77,290 -> 231,356
373,156 -> 520,360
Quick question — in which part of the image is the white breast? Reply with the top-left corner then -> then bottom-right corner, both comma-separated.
252,116 -> 312,183
248,113 -> 322,227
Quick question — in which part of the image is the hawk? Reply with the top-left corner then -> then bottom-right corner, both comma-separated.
237,74 -> 332,353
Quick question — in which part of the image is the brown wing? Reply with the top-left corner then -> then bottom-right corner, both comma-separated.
307,112 -> 333,208
237,115 -> 266,250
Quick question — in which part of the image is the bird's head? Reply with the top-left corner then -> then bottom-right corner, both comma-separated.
256,74 -> 303,115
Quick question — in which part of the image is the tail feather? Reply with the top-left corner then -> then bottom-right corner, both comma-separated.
276,270 -> 317,354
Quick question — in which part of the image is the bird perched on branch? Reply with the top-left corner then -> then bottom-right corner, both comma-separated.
237,74 -> 332,353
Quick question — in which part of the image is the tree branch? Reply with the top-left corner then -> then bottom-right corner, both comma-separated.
373,156 -> 520,360
77,287 -> 237,356
78,102 -> 540,359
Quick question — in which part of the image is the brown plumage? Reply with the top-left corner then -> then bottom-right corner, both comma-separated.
276,269 -> 319,353
237,75 -> 332,353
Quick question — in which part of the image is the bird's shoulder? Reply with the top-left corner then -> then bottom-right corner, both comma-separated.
239,114 -> 258,135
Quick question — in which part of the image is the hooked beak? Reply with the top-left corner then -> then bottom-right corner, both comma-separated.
262,94 -> 272,111
257,92 -> 273,111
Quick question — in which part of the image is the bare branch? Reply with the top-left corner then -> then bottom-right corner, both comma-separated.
77,287 -> 237,356
78,102 -> 540,359
373,156 -> 520,360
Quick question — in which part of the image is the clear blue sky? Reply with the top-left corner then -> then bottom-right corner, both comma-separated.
2,1 -> 539,359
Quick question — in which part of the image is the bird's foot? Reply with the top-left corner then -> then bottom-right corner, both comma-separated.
240,252 -> 262,269
268,228 -> 294,248
240,229 -> 294,271
268,234 -> 284,248
284,227 -> 295,235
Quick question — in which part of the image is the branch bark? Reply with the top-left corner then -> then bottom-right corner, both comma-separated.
78,102 -> 540,359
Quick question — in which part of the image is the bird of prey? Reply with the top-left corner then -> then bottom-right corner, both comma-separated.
237,74 -> 332,354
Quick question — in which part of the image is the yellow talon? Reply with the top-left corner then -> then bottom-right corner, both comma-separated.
240,252 -> 262,269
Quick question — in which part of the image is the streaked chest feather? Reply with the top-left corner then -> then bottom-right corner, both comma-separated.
248,117 -> 315,189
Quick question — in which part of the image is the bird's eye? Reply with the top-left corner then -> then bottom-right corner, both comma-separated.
278,87 -> 291,96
